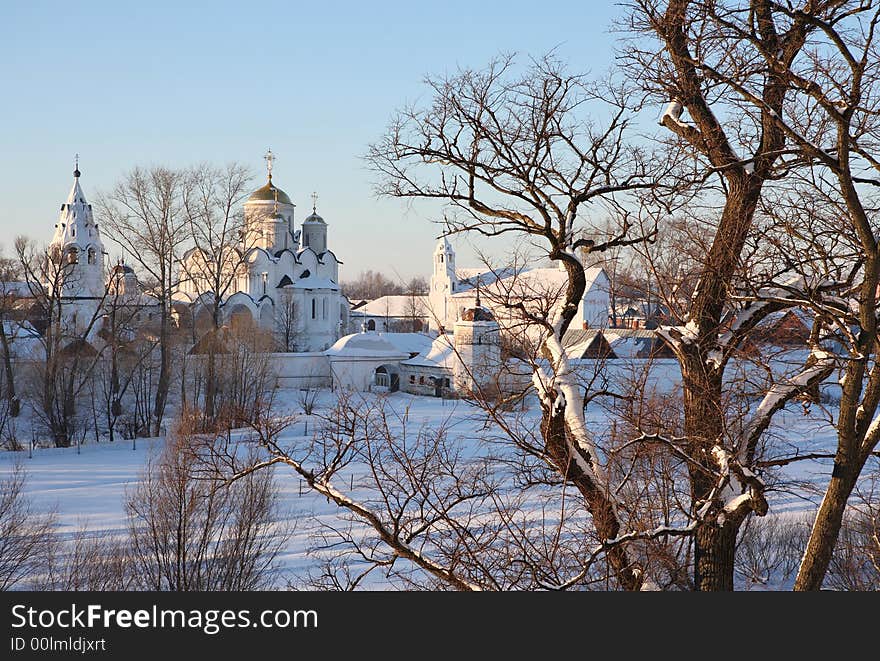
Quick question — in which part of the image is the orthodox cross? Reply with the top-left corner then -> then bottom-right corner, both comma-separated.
264,149 -> 275,181
311,191 -> 318,213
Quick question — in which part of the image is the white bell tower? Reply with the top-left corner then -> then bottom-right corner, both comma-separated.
49,160 -> 105,298
428,237 -> 457,332
47,159 -> 106,333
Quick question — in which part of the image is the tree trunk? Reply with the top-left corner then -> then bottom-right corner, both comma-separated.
793,453 -> 860,591
0,324 -> 19,416
541,402 -> 641,591
205,349 -> 216,425
694,520 -> 737,591
681,355 -> 738,590
153,303 -> 170,437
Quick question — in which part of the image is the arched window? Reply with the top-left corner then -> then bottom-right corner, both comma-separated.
87,247 -> 96,265
367,319 -> 375,331
68,248 -> 79,264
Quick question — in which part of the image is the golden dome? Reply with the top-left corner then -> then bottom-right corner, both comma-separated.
247,178 -> 292,205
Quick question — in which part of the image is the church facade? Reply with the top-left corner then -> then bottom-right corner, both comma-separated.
177,155 -> 349,352
426,237 -> 611,334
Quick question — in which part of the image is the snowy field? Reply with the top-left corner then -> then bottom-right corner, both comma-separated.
0,361 -> 849,589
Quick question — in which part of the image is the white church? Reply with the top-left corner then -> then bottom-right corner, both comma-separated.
47,163 -> 109,333
325,237 -> 610,396
36,159 -> 611,400
177,151 -> 349,352
427,237 -> 611,334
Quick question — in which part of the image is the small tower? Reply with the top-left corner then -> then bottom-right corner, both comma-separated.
301,191 -> 327,254
108,260 -> 139,299
428,237 -> 458,332
243,149 -> 296,252
49,160 -> 106,301
452,286 -> 501,395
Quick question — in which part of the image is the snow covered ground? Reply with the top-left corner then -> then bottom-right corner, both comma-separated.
0,362 -> 850,589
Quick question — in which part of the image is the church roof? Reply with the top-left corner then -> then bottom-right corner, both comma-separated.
459,305 -> 495,322
324,332 -> 410,359
401,334 -> 456,369
247,178 -> 292,205
303,210 -> 326,224
356,295 -> 429,317
451,266 -> 606,301
51,165 -> 103,251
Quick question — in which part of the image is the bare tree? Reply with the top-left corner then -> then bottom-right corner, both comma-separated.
275,287 -> 300,352
341,270 -> 402,300
99,167 -> 188,436
126,412 -> 288,591
0,247 -> 23,418
0,464 -> 57,590
95,269 -> 160,442
40,530 -> 132,591
619,0 -> 851,589
366,55 -> 669,589
179,163 -> 254,426
16,237 -> 108,447
624,0 -> 880,591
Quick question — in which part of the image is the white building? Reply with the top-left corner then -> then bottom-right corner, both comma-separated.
425,238 -> 610,334
178,154 -> 349,352
350,294 -> 429,333
47,164 -> 107,334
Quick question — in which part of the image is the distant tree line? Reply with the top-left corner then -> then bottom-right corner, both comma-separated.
341,270 -> 427,301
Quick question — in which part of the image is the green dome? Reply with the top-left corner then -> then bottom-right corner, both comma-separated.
247,178 -> 292,205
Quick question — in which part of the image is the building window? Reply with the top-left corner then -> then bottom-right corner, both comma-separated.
311,299 -> 316,319
419,376 -> 425,385
68,248 -> 78,264
444,378 -> 450,388
87,247 -> 96,264
409,375 -> 415,384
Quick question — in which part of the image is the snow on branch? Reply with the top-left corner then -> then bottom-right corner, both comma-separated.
695,445 -> 768,527
739,347 -> 837,464
659,100 -> 688,128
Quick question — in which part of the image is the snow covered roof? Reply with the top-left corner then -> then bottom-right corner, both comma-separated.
324,332 -> 410,359
355,295 -> 429,317
455,267 -> 518,290
303,210 -> 326,225
401,334 -> 457,370
375,332 -> 434,356
51,167 -> 103,252
293,275 -> 338,290
451,266 -> 606,301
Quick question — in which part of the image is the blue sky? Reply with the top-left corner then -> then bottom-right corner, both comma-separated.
0,1 -> 624,280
